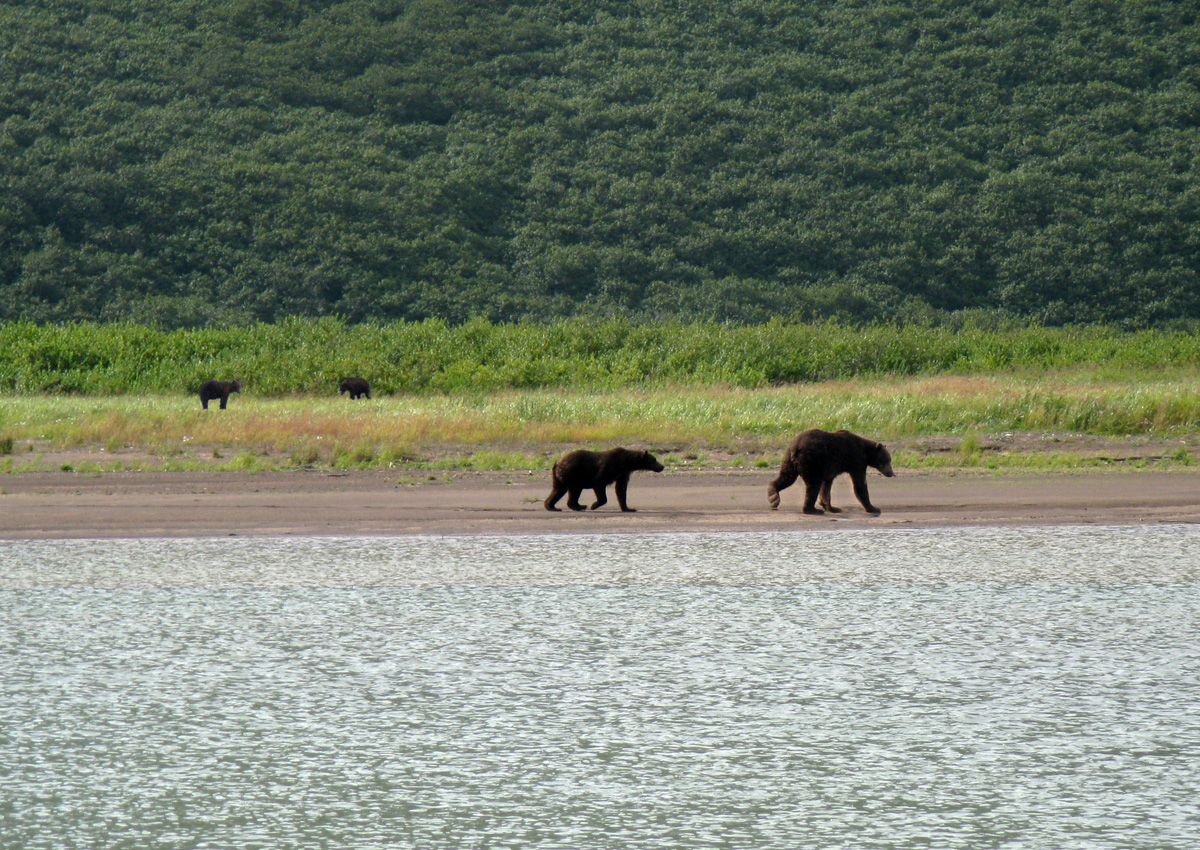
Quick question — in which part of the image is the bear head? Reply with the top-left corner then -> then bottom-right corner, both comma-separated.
638,450 -> 665,473
868,442 -> 894,477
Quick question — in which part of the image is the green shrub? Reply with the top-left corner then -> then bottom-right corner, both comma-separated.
5,319 -> 1200,396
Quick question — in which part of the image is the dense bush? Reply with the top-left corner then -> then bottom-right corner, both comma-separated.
1,0 -> 1197,328
3,318 -> 1200,395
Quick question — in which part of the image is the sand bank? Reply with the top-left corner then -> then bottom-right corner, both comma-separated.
2,468 -> 1198,539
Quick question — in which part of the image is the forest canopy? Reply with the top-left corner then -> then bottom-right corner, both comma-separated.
1,0 -> 1197,328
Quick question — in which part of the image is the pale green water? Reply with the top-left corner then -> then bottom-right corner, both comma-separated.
2,527 -> 1199,849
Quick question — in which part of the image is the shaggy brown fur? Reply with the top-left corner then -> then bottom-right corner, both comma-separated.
767,429 -> 894,515
545,447 -> 665,512
338,377 -> 371,399
199,379 -> 241,410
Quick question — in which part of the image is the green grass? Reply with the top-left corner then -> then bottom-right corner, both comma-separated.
4,372 -> 1200,472
6,318 -> 1200,396
6,318 -> 1200,473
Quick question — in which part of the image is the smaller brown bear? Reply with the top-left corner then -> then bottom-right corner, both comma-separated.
199,379 -> 241,410
767,429 -> 894,515
338,377 -> 371,399
545,447 -> 665,512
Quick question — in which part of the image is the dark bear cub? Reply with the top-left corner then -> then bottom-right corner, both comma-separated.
767,429 -> 894,515
199,379 -> 241,410
338,377 -> 371,399
545,447 -> 665,512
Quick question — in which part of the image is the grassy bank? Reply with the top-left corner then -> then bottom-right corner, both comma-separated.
3,375 -> 1200,473
5,318 -> 1200,395
5,319 -> 1200,473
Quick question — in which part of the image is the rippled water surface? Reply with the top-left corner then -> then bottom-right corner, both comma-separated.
3,527 -> 1199,849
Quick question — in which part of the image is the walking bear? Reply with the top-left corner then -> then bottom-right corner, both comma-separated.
767,429 -> 894,515
199,379 -> 241,410
545,447 -> 665,512
338,377 -> 371,399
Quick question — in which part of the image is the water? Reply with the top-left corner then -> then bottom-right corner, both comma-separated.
2,527 -> 1199,849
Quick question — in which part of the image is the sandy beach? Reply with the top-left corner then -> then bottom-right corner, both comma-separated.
3,466 -> 1199,539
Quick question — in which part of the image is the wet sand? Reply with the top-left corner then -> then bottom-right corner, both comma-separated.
2,468 -> 1199,539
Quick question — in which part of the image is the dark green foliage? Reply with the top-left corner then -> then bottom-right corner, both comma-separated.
1,1 -> 1197,327
4,318 -> 1200,395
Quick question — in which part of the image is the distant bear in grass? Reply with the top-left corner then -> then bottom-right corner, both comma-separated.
767,429 -> 894,515
338,377 -> 371,399
199,379 -> 241,410
545,447 -> 665,512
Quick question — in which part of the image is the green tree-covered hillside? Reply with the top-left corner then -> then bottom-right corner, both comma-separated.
2,0 -> 1198,327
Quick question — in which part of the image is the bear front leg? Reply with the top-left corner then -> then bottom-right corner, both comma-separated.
219,396 -> 228,409
801,475 -> 825,514
850,472 -> 880,514
615,476 -> 635,512
819,477 -> 842,513
566,487 -> 587,511
589,486 -> 608,510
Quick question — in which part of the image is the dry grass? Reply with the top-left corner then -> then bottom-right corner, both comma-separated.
4,374 -> 1200,471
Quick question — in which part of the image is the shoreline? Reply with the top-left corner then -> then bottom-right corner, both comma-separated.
3,467 -> 1199,539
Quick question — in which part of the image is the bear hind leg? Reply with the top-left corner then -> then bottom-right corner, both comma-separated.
767,465 -> 798,510
544,483 -> 565,511
589,486 -> 608,510
566,487 -> 587,511
801,475 -> 825,515
819,477 -> 841,513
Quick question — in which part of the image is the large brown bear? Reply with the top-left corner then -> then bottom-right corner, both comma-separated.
338,377 -> 371,399
545,447 -> 665,512
199,379 -> 241,410
767,429 -> 894,515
